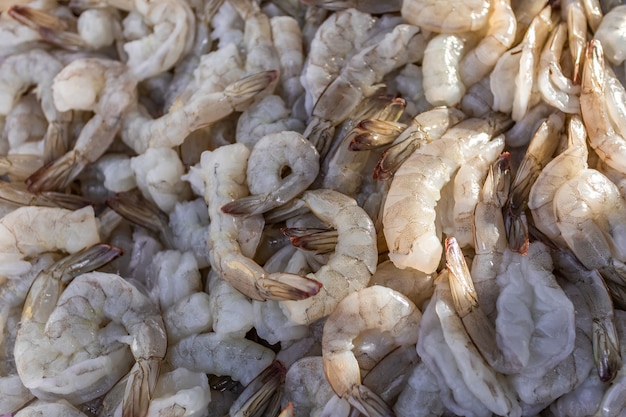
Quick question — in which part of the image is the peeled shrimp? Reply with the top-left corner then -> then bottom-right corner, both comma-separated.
280,189 -> 378,325
322,285 -> 422,417
401,0 -> 490,34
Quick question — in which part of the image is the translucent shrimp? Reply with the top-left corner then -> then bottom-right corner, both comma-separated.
26,58 -> 137,192
421,33 -> 469,107
304,23 -> 423,157
301,0 -> 402,13
0,205 -> 99,276
401,0 -> 490,33
72,0 -> 194,80
200,143 -> 321,301
3,93 -> 47,154
270,16 -> 304,108
595,5 -> 626,66
537,22 -> 581,113
280,189 -> 378,325
14,399 -> 88,417
13,246 -> 126,402
566,0 -> 587,84
0,48 -> 71,162
322,285 -> 422,417
552,249 -> 622,383
581,39 -> 626,175
528,115 -> 588,248
221,131 -> 319,216
459,0 -> 517,88
382,113 -> 512,274
283,357 -> 335,417
121,69 -> 278,153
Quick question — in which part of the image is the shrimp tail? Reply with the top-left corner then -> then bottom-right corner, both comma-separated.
8,6 -> 90,50
304,117 -> 335,159
44,121 -> 71,164
278,402 -> 295,417
122,358 -> 160,417
593,318 -> 623,382
348,384 -> 396,417
26,149 -> 85,192
221,194 -> 274,217
228,361 -> 286,416
504,209 -> 529,255
445,237 -> 478,317
373,138 -> 419,181
257,273 -> 322,301
348,120 -> 405,151
222,69 -> 279,111
281,227 -> 338,254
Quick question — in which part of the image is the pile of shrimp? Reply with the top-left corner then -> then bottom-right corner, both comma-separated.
4,0 -> 626,415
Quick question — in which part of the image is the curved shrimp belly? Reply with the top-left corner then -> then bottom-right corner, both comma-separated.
383,153 -> 457,274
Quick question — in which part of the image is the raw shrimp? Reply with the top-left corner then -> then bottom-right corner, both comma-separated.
583,0 -> 604,32
368,260 -> 435,309
595,5 -> 626,65
401,0 -> 490,33
451,135 -> 505,247
552,249 -> 622,383
168,198 -> 211,268
537,22 -> 581,113
554,168 -> 626,281
436,269 -> 522,416
322,285 -> 422,417
227,360 -> 286,417
374,106 -> 467,181
566,0 -> 587,84
200,143 -> 321,301
495,242 -> 576,376
0,205 -> 99,275
121,69 -> 278,153
221,131 -> 319,216
471,153 -> 511,324
421,33 -> 468,107
304,23 -> 423,157
26,58 -> 137,192
581,39 -> 626,175
383,113 -> 511,274
3,93 -> 47,154
528,114 -> 588,247
459,0 -> 517,88
14,246 -> 124,400
0,48 -> 71,162
283,357 -> 335,417
270,16 -> 304,108
207,269 -> 254,338
72,0 -> 194,80
280,189 -> 378,325
393,362 -> 444,417
167,333 -> 276,387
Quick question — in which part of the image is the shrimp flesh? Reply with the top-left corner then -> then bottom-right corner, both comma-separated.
270,16 -> 304,108
200,143 -> 321,301
401,0 -> 490,34
26,58 -> 137,192
221,131 -> 319,216
581,39 -> 626,175
280,189 -> 378,325
322,285 -> 422,417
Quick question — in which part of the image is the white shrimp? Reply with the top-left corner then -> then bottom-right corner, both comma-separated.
73,0 -> 194,80
393,362 -> 445,417
26,58 -> 137,192
301,0 -> 402,13
168,198 -> 211,268
322,285 -> 422,417
0,205 -> 99,275
283,356 -> 336,417
147,250 -> 202,311
451,135 -> 505,248
490,5 -> 555,121
200,143 -> 321,301
421,33 -> 469,107
167,333 -> 276,387
459,0 -> 517,88
16,254 -> 165,417
0,48 -> 71,162
129,147 -> 192,213
121,69 -> 277,153
583,0 -> 604,32
528,115 -> 588,247
3,93 -> 46,155
270,16 -> 305,108
537,22 -> 581,113
304,23 -> 423,157
280,189 -> 378,325
207,269 -> 254,338
383,113 -> 511,274
221,131 -> 319,216
368,260 -> 435,309
595,5 -> 626,66
581,39 -> 626,175
300,8 -> 376,116
401,0 -> 490,33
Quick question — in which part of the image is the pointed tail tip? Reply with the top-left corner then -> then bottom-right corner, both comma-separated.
259,273 -> 322,301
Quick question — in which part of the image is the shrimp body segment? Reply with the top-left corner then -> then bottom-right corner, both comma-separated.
280,189 -> 378,325
322,285 -> 422,416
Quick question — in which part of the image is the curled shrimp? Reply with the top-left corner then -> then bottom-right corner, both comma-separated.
221,131 -> 319,216
26,58 -> 137,192
581,39 -> 626,175
301,0 -> 402,14
280,189 -> 378,325
200,143 -> 322,301
401,0 -> 490,34
322,285 -> 422,417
